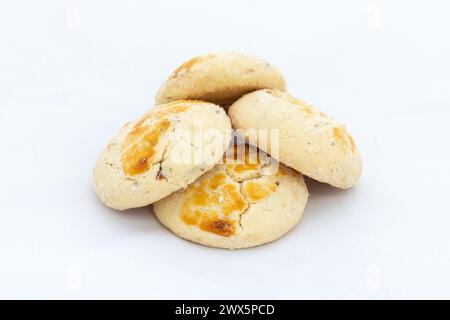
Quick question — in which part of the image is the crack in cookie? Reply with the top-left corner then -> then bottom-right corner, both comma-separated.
120,101 -> 192,176
179,145 -> 282,237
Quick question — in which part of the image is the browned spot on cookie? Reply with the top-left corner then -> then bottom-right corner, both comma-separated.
121,118 -> 171,176
171,54 -> 217,77
287,97 -> 317,115
333,127 -> 356,154
348,134 -> 356,152
224,144 -> 263,180
242,180 -> 277,203
201,219 -> 235,237
151,101 -> 192,116
121,102 -> 192,176
138,157 -> 148,168
180,172 -> 248,237
208,172 -> 227,190
220,183 -> 247,215
268,90 -> 323,116
230,161 -> 260,174
300,105 -> 315,115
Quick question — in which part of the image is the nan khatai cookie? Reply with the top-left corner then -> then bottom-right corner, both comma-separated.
93,100 -> 232,210
153,145 -> 308,249
228,90 -> 362,189
155,52 -> 286,107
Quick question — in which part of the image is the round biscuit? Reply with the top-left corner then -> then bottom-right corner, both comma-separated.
228,89 -> 362,189
155,52 -> 286,107
153,145 -> 308,249
93,100 -> 232,210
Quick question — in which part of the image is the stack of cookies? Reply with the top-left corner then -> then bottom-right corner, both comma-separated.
93,52 -> 362,249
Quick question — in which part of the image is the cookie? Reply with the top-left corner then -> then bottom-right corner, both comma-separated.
153,144 -> 308,249
93,100 -> 232,210
228,89 -> 362,189
155,52 -> 286,107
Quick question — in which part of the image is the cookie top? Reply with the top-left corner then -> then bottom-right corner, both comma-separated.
228,90 -> 362,189
153,144 -> 308,249
93,100 -> 232,210
155,52 -> 286,107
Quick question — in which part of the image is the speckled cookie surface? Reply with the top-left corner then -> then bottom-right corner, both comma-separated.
93,100 -> 232,210
153,145 -> 308,249
228,90 -> 362,189
155,52 -> 286,107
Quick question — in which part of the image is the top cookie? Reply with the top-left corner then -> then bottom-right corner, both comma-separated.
93,100 -> 232,210
155,52 -> 286,107
228,90 -> 363,189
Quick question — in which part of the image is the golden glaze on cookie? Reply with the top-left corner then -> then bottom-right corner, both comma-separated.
178,145 -> 281,237
172,54 -> 217,77
332,126 -> 357,155
153,144 -> 308,249
180,172 -> 247,237
120,101 -> 192,176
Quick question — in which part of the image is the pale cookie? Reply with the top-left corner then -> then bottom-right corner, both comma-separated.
155,52 -> 286,107
153,145 -> 308,249
228,89 -> 362,189
93,100 -> 232,210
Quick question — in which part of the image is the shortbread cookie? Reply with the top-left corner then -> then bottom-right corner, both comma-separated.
155,52 -> 286,107
93,100 -> 232,210
153,145 -> 308,249
228,90 -> 362,189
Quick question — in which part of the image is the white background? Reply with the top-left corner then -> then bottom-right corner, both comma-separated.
1,0 -> 449,299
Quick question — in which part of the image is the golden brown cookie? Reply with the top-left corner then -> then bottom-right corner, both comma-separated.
93,100 -> 232,210
155,52 -> 286,107
153,145 -> 308,249
228,89 -> 362,189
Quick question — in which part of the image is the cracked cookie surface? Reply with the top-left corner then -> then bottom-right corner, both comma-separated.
93,100 -> 231,210
153,145 -> 308,249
